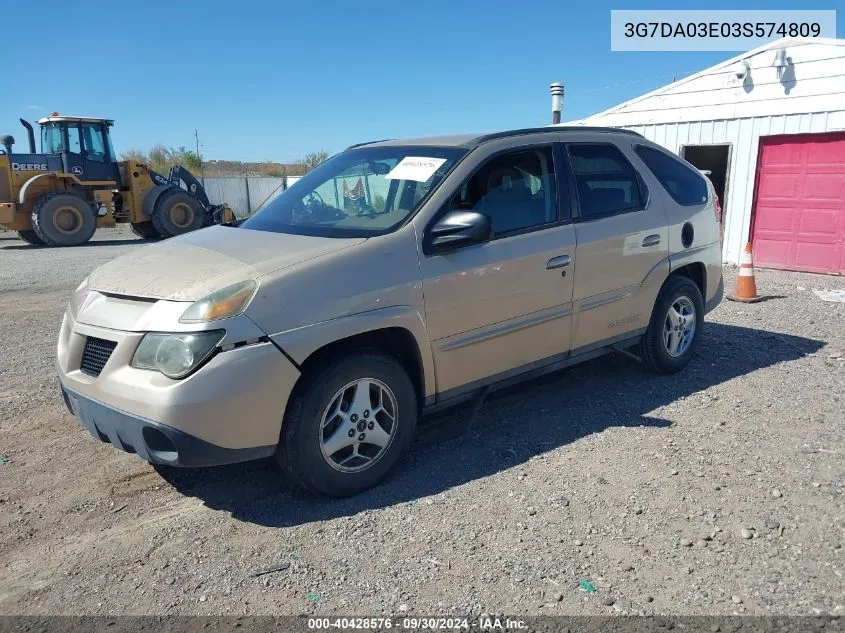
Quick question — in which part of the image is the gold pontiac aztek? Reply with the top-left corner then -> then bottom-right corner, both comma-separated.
58,127 -> 724,496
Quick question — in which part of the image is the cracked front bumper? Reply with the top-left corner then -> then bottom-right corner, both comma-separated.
57,305 -> 302,463
61,385 -> 275,467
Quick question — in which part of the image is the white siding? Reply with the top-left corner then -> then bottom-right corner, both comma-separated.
583,41 -> 845,126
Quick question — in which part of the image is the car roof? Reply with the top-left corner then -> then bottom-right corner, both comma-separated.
349,126 -> 642,151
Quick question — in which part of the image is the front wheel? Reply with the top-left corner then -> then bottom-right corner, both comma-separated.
277,352 -> 417,497
639,276 -> 704,373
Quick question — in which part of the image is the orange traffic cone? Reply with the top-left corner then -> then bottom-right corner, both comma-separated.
727,242 -> 761,303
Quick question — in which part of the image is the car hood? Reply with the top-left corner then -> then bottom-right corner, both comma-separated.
86,225 -> 365,301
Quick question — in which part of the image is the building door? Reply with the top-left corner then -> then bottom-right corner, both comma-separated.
751,133 -> 845,275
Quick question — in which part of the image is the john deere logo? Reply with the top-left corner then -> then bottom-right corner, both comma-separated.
71,166 -> 84,176
10,162 -> 48,171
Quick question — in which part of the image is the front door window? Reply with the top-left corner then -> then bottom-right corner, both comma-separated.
447,147 -> 558,236
41,123 -> 64,153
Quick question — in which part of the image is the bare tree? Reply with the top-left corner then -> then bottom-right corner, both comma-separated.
148,144 -> 168,166
301,150 -> 329,171
119,149 -> 148,162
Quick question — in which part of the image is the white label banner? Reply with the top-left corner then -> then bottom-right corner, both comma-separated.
385,157 -> 447,182
611,10 -> 836,51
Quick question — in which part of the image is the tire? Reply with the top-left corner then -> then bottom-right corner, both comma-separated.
639,275 -> 705,374
151,189 -> 207,238
130,221 -> 160,239
17,229 -> 45,245
30,193 -> 96,247
277,352 -> 417,497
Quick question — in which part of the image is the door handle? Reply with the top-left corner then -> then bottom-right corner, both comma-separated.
642,234 -> 661,247
546,255 -> 571,270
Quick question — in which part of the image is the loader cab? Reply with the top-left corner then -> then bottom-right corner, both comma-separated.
38,115 -> 119,183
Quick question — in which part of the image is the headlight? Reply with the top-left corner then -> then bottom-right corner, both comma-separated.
69,277 -> 91,317
179,280 -> 257,323
131,330 -> 225,379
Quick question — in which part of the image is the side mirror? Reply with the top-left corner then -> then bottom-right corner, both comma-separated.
428,210 -> 492,252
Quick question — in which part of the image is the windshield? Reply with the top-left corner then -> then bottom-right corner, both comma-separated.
240,146 -> 467,237
41,123 -> 63,153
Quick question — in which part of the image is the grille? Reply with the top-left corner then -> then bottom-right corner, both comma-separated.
80,337 -> 117,377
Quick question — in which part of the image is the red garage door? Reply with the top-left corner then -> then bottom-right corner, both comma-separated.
752,133 -> 845,275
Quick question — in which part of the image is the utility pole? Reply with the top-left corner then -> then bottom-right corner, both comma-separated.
195,128 -> 204,185
243,160 -> 251,214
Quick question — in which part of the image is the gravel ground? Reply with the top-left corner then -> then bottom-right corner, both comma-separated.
0,228 -> 843,617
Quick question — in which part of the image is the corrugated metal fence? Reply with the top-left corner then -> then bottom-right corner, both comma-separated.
202,176 -> 302,218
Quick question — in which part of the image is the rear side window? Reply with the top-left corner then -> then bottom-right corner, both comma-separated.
635,145 -> 708,206
568,144 -> 643,218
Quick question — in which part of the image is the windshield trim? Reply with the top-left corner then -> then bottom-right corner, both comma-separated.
239,145 -> 471,239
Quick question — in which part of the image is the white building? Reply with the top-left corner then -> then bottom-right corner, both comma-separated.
566,37 -> 845,274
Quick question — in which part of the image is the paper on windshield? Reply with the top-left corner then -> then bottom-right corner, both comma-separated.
385,157 -> 447,182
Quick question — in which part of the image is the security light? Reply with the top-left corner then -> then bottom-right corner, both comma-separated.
772,48 -> 789,79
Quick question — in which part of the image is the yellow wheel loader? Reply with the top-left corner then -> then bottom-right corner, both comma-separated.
0,114 -> 233,246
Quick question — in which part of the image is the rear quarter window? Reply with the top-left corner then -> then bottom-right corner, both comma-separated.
567,143 -> 645,218
635,145 -> 708,206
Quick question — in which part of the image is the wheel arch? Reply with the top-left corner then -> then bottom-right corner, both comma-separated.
669,261 -> 706,299
270,307 -> 436,406
301,328 -> 425,404
18,172 -> 91,204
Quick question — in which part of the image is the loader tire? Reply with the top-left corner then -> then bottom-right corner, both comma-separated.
17,230 -> 45,246
130,222 -> 160,240
151,189 -> 207,238
31,193 -> 96,247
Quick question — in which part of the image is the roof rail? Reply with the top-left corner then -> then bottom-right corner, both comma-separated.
345,139 -> 394,150
472,126 -> 643,145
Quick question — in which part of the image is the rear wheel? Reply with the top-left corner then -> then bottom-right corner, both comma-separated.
31,193 -> 96,247
277,352 -> 417,497
151,189 -> 207,238
639,276 -> 704,373
17,229 -> 45,245
130,221 -> 160,239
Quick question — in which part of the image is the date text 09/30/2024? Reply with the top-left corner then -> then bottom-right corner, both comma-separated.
307,616 -> 528,630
